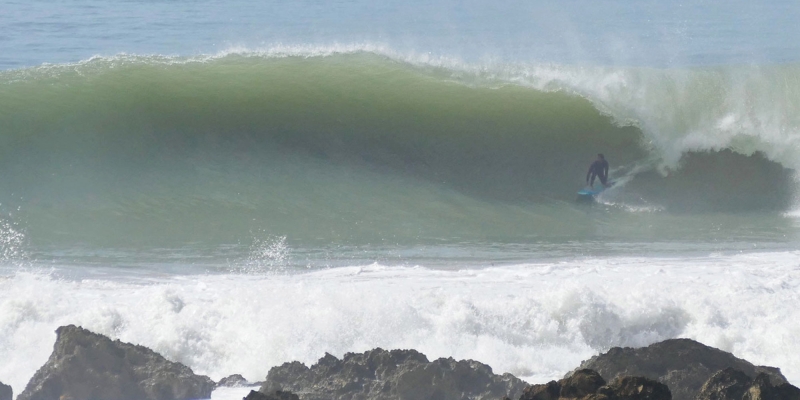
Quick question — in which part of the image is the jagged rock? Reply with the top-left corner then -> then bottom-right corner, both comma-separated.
218,374 -> 259,387
520,381 -> 561,400
696,369 -> 800,400
260,348 -> 526,400
521,371 -> 668,400
17,325 -> 215,400
742,374 -> 800,400
561,370 -> 607,399
244,390 -> 299,400
696,368 -> 753,400
0,381 -> 11,400
755,368 -> 787,384
604,376 -> 671,400
218,374 -> 248,387
573,339 -> 789,400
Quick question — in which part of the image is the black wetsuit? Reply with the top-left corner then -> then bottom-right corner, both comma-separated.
586,159 -> 609,186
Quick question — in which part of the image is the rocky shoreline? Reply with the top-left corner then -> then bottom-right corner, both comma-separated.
2,325 -> 798,400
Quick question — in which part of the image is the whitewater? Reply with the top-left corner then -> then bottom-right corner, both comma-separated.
2,0 -> 800,396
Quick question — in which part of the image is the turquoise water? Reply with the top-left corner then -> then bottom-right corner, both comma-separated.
2,0 -> 800,394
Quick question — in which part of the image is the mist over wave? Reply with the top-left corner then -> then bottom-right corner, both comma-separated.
0,47 -> 798,247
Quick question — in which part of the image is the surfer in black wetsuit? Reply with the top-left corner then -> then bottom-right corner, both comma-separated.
586,153 -> 609,188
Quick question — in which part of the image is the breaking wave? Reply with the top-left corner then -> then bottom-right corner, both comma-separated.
0,46 -> 798,246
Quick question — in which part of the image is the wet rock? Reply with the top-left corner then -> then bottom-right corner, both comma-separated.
604,376 -> 671,400
260,348 -> 526,400
561,370 -> 607,399
218,374 -> 248,387
742,374 -> 800,400
244,390 -> 299,400
520,381 -> 561,400
18,325 -> 215,400
218,374 -> 261,388
696,368 -> 753,400
521,371 -> 668,400
695,368 -> 800,400
0,381 -> 11,400
573,339 -> 788,400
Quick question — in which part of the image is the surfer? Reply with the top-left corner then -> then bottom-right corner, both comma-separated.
586,153 -> 609,188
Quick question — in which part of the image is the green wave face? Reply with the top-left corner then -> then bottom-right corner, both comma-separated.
0,53 -> 795,247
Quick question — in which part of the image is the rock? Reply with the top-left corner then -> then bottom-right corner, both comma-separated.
604,376 -> 671,400
573,339 -> 789,400
0,381 -> 11,400
695,369 -> 800,400
244,390 -> 299,400
259,348 -> 526,400
742,374 -> 800,400
17,325 -> 215,400
521,371 -> 668,400
218,374 -> 248,387
755,368 -> 788,386
218,374 -> 260,387
696,368 -> 753,400
520,381 -> 561,400
561,370 -> 607,399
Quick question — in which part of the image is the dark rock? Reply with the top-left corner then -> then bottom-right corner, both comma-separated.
17,325 -> 215,400
260,348 -> 526,400
604,376 -> 671,400
755,369 -> 789,386
573,339 -> 789,400
521,371 -> 668,400
770,383 -> 800,400
0,381 -> 11,400
696,368 -> 753,400
244,390 -> 299,400
743,374 -> 800,400
561,370 -> 607,399
218,374 -> 258,387
520,381 -> 561,400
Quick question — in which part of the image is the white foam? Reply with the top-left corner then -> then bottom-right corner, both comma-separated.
1,252 -> 799,392
211,387 -> 252,400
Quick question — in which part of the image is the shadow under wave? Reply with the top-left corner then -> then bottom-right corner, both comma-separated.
625,150 -> 796,213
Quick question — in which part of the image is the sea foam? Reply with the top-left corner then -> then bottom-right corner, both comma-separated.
1,252 -> 798,391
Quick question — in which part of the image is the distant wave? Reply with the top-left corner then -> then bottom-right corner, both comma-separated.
0,47 -> 796,245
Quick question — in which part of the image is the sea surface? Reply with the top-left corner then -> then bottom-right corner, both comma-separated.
1,0 -> 800,395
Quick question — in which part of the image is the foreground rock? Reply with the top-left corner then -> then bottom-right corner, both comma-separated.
520,369 -> 670,400
0,381 -> 11,400
244,390 -> 299,400
604,377 -> 672,400
260,348 -> 526,400
573,339 -> 789,400
18,325 -> 215,400
697,368 -> 800,400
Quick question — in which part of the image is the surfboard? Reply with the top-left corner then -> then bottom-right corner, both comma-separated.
576,185 -> 607,201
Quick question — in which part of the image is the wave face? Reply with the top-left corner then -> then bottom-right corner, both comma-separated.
0,49 -> 798,247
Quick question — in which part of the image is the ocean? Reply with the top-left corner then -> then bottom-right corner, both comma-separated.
1,0 -> 800,395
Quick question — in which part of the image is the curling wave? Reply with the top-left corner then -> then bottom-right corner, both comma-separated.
0,47 -> 797,246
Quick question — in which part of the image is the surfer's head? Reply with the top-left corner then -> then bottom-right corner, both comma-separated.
598,153 -> 604,160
